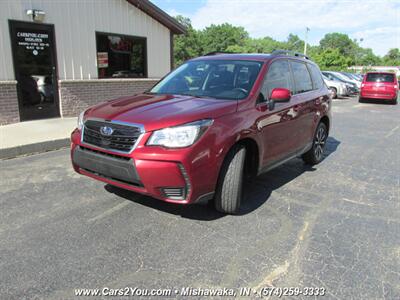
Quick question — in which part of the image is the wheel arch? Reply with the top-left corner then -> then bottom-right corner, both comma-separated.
320,115 -> 330,134
235,137 -> 260,179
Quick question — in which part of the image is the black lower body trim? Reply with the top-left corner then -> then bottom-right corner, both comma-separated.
73,146 -> 142,186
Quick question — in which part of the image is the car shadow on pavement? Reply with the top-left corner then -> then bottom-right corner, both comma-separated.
105,137 -> 341,220
105,184 -> 226,221
240,136 -> 341,214
359,98 -> 397,105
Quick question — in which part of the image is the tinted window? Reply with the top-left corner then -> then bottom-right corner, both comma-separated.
366,73 -> 395,83
96,32 -> 146,78
308,64 -> 324,90
150,60 -> 262,100
261,59 -> 293,100
290,61 -> 313,93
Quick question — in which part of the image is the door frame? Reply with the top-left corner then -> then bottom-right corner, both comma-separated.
8,19 -> 60,121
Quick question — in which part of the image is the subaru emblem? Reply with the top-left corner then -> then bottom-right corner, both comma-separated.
100,126 -> 113,136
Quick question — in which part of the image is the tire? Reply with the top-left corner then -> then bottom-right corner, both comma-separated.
214,144 -> 246,214
359,96 -> 364,103
329,87 -> 337,99
392,97 -> 398,105
302,122 -> 328,165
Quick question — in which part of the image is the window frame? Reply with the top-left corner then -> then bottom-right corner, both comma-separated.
95,31 -> 148,79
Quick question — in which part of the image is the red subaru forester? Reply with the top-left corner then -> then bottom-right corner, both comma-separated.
71,51 -> 331,214
360,72 -> 398,104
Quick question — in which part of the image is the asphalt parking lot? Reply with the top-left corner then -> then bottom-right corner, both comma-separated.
1,96 -> 399,299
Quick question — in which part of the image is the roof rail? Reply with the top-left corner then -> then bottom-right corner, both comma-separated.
271,49 -> 309,60
204,51 -> 235,56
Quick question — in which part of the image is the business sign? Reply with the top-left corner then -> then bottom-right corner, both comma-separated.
16,31 -> 50,55
97,52 -> 109,68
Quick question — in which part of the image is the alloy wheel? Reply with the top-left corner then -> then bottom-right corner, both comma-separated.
314,126 -> 326,160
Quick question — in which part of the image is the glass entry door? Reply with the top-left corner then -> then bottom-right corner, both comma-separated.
9,20 -> 60,121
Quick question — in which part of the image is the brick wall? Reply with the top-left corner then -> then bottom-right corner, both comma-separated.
59,79 -> 159,117
0,81 -> 19,125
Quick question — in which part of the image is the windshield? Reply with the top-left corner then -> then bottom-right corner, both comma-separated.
348,73 -> 361,81
334,72 -> 352,81
150,60 -> 263,100
323,72 -> 346,83
342,73 -> 355,80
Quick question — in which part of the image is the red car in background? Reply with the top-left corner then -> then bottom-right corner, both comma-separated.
360,72 -> 398,104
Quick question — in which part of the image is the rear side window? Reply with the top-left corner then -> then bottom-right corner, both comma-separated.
261,59 -> 293,100
308,63 -> 324,90
366,73 -> 395,83
290,61 -> 313,93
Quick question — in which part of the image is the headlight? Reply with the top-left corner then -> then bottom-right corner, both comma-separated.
77,111 -> 85,130
147,119 -> 213,148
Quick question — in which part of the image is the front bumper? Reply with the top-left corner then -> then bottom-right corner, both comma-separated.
70,129 -> 217,204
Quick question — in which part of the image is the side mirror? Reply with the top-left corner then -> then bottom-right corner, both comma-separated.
270,88 -> 291,103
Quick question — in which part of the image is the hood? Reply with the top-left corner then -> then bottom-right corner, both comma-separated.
85,94 -> 238,132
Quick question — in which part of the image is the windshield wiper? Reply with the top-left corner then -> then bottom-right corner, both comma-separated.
178,93 -> 218,99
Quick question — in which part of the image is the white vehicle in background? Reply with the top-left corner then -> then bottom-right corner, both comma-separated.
327,71 -> 361,89
322,75 -> 348,98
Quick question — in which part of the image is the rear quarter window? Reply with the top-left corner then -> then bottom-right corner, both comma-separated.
307,63 -> 324,90
366,73 -> 395,83
290,61 -> 313,94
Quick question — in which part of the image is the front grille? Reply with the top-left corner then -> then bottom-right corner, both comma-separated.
82,120 -> 142,152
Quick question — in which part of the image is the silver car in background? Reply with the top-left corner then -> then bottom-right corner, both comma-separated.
323,75 -> 348,98
325,71 -> 361,89
322,71 -> 359,94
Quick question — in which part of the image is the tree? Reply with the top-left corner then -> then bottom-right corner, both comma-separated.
312,48 -> 351,71
357,48 -> 381,66
382,48 -> 400,66
319,33 -> 359,65
226,37 -> 285,53
172,17 -> 387,71
201,23 -> 249,54
173,16 -> 202,67
285,34 -> 304,53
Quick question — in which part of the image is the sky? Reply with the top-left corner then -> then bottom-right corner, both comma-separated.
151,0 -> 400,56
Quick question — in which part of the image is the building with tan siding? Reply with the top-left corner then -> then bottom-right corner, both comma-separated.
0,0 -> 185,125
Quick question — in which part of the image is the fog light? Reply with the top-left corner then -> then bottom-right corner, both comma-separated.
160,187 -> 185,200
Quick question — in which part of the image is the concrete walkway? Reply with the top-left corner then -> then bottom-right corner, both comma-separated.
0,117 -> 77,159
